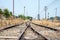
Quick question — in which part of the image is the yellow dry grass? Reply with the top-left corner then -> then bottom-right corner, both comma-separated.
32,20 -> 60,28
0,18 -> 24,27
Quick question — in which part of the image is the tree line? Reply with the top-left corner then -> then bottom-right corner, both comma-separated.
0,8 -> 12,18
49,16 -> 60,20
17,15 -> 32,20
0,8 -> 32,20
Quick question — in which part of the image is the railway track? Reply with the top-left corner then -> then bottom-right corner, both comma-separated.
0,22 -> 24,31
0,21 -> 60,40
31,22 -> 60,40
0,23 -> 27,40
32,22 -> 60,31
19,22 -> 47,40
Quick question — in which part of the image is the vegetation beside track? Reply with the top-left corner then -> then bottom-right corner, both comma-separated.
32,20 -> 60,28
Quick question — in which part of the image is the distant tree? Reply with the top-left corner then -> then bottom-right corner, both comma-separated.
50,17 -> 54,20
3,9 -> 10,18
10,12 -> 12,16
49,16 -> 60,20
58,17 -> 60,20
18,14 -> 32,20
18,15 -> 25,20
0,9 -> 3,15
0,9 -> 4,19
49,17 -> 54,20
26,16 -> 32,19
55,16 -> 60,20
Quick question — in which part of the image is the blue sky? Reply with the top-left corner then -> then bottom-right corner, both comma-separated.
0,0 -> 60,19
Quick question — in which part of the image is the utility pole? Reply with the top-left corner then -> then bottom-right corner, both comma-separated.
44,6 -> 48,20
24,6 -> 26,19
54,8 -> 57,20
55,8 -> 57,16
48,12 -> 49,20
37,14 -> 40,20
38,0 -> 40,20
24,6 -> 26,16
26,12 -> 28,16
13,0 -> 14,15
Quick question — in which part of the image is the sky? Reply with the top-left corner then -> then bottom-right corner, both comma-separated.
0,0 -> 60,19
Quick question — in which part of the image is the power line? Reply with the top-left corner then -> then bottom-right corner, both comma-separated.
40,0 -> 57,14
40,0 -> 57,19
47,0 -> 57,7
